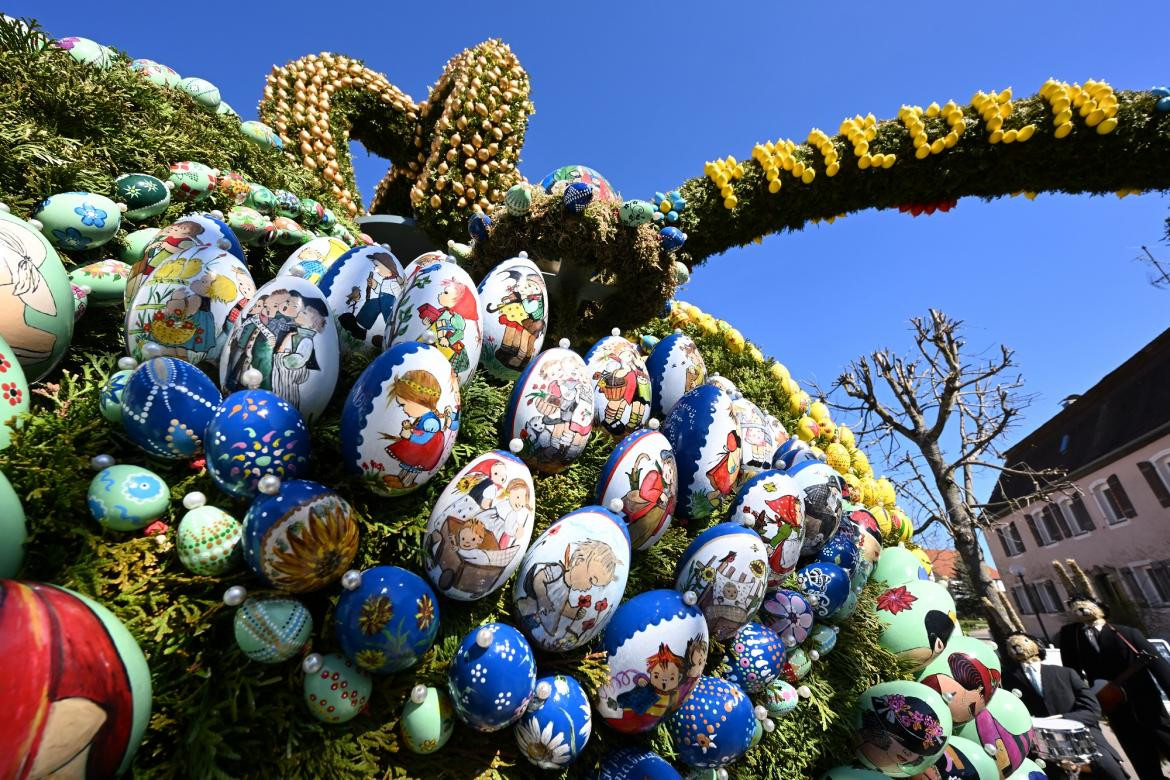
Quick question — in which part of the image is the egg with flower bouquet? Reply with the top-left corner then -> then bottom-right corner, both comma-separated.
854,680 -> 952,777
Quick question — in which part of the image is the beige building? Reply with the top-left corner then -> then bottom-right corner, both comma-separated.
986,327 -> 1170,643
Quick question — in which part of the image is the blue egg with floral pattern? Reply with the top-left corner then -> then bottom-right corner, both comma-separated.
659,227 -> 686,252
87,464 -> 170,531
759,588 -> 816,647
563,182 -> 593,214
334,565 -> 439,675
205,389 -> 311,499
598,747 -> 682,779
797,562 -> 851,618
33,191 -> 123,250
447,622 -> 536,732
723,621 -> 786,694
120,357 -> 221,459
514,675 -> 592,770
817,534 -> 859,576
667,675 -> 756,769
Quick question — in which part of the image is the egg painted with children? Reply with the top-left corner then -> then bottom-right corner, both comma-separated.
674,524 -> 768,640
730,396 -> 779,477
385,259 -> 482,387
646,331 -> 706,420
503,347 -> 595,474
124,214 -> 245,307
318,244 -> 404,356
662,384 -> 744,521
595,428 -> 677,551
786,460 -> 844,557
730,470 -> 806,586
477,255 -> 548,381
585,333 -> 653,437
274,237 -> 349,285
423,450 -> 535,601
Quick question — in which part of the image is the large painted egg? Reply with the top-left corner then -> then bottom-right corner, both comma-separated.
820,769 -> 890,780
872,545 -> 930,587
598,747 -> 682,780
759,588 -> 815,647
847,506 -> 884,566
647,331 -> 707,420
120,357 -> 221,459
175,501 -> 242,576
539,165 -> 620,203
386,258 -> 482,387
447,622 -> 536,732
503,347 -> 594,474
319,244 -> 404,356
204,389 -> 311,499
0,210 -> 75,382
114,173 -> 171,221
763,679 -> 800,717
731,397 -> 780,477
87,464 -> 170,532
730,470 -> 805,585
242,479 -> 360,593
797,562 -> 851,618
585,332 -> 652,437
0,581 -> 152,778
476,254 -> 548,380
304,653 -> 371,724
596,589 -> 708,734
0,471 -> 26,577
70,259 -> 131,306
273,217 -> 310,246
663,385 -> 743,521
667,676 -> 756,769
917,635 -> 1002,725
33,191 -> 122,250
875,579 -> 959,672
916,734 -> 1000,780
219,275 -> 340,421
674,524 -> 768,640
514,675 -> 592,770
723,621 -> 786,694
787,460 -> 844,556
855,680 -> 952,777
340,341 -> 460,496
299,199 -> 324,227
167,161 -> 218,202
400,250 -> 450,281
126,214 -> 245,307
596,428 -> 677,550
956,689 -> 1035,777
56,36 -> 114,67
334,565 -> 439,675
423,450 -> 534,601
177,76 -> 221,109
0,333 -> 29,449
129,58 -> 180,87
401,685 -> 455,754
120,227 -> 160,264
705,374 -> 742,399
233,597 -> 311,663
513,506 -> 631,652
275,237 -> 349,285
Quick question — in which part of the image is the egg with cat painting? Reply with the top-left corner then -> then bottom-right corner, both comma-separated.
646,331 -> 706,419
476,255 -> 548,380
595,428 -> 677,551
275,236 -> 349,285
385,259 -> 482,387
662,384 -> 744,521
503,347 -> 594,474
318,244 -> 405,356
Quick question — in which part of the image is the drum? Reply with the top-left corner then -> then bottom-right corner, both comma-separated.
1031,716 -> 1099,763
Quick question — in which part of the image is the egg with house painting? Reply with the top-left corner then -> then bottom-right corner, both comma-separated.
87,464 -> 170,532
855,680 -> 952,777
955,686 -> 1034,776
204,388 -> 311,499
120,357 -> 221,459
646,331 -> 706,420
786,460 -> 844,556
126,213 -> 245,307
477,255 -> 548,380
423,450 -> 535,601
662,384 -> 743,521
595,428 -> 677,550
674,523 -> 768,640
731,396 -> 780,476
514,674 -> 592,770
232,597 -> 311,663
875,579 -> 959,672
585,333 -> 653,437
447,622 -> 537,732
722,621 -> 786,694
385,259 -> 483,387
596,589 -> 708,734
33,191 -> 123,251
167,161 -> 218,202
130,58 -> 180,87
917,635 -> 1001,725
503,347 -> 594,474
334,565 -> 440,675
219,276 -> 340,421
319,244 -> 404,356
666,675 -> 756,769
114,174 -> 171,221
730,469 -> 805,585
0,334 -> 29,449
512,506 -> 630,652
70,259 -> 131,307
274,236 -> 349,285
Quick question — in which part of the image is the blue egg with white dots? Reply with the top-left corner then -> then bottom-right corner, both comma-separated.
598,747 -> 682,779
659,226 -> 686,251
817,533 -> 859,576
447,622 -> 536,732
667,675 -> 756,769
120,357 -> 221,459
797,562 -> 851,618
87,464 -> 170,531
722,621 -> 786,694
563,181 -> 593,213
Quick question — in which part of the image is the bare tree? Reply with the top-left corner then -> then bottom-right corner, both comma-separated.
1136,245 -> 1170,289
830,309 -> 1068,643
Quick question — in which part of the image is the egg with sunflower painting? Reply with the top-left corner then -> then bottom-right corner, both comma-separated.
334,565 -> 440,675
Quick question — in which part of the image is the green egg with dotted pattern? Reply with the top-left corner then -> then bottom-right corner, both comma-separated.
304,653 -> 372,723
177,504 -> 243,576
233,597 -> 312,663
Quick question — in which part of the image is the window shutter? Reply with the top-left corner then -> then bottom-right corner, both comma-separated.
1049,504 -> 1074,538
1009,521 -> 1026,551
1025,513 -> 1044,546
1121,568 -> 1148,606
1107,474 -> 1138,518
995,527 -> 1010,555
1040,505 -> 1065,540
1138,461 -> 1170,508
1070,494 -> 1097,531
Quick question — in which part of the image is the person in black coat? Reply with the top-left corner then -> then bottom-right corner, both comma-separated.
1058,593 -> 1170,778
1004,632 -> 1126,779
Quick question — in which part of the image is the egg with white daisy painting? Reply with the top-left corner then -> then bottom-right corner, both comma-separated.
514,675 -> 591,770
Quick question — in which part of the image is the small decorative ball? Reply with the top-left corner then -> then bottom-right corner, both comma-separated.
303,653 -> 372,724
447,622 -> 536,732
514,675 -> 592,770
340,569 -> 362,591
89,453 -> 116,471
223,585 -> 247,606
401,685 -> 455,754
302,653 -> 323,674
233,597 -> 312,663
87,465 -> 170,532
176,503 -> 242,576
334,566 -> 440,674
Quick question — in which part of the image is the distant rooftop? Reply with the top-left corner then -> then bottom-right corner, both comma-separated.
925,548 -> 1000,581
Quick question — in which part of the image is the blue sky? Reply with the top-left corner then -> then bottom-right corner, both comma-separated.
18,2 -> 1169,550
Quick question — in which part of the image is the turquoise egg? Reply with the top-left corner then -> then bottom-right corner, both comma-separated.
763,679 -> 799,716
808,623 -> 838,656
120,228 -> 160,263
87,464 -> 171,531
0,469 -> 27,577
240,121 -> 282,151
298,198 -> 323,227
304,653 -> 372,723
176,504 -> 242,576
619,200 -> 656,227
245,184 -> 277,215
129,58 -> 180,88
401,686 -> 455,754
504,184 -> 532,216
56,37 -> 114,68
70,259 -> 131,306
227,206 -> 274,246
177,77 -> 221,109
99,368 -> 132,423
167,161 -> 218,202
216,101 -> 238,118
33,191 -> 123,250
233,597 -> 311,662
115,173 -> 172,221
0,333 -> 30,449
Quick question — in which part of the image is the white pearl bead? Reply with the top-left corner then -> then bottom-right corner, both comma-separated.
476,627 -> 494,648
535,681 -> 552,700
611,327 -> 621,337
754,704 -> 767,720
607,498 -> 624,514
717,769 -> 728,780
242,368 -> 263,389
141,342 -> 164,359
302,653 -> 323,674
682,591 -> 698,606
983,743 -> 998,757
518,250 -> 528,258
508,438 -> 523,454
797,686 -> 811,699
117,356 -> 139,371
223,585 -> 247,606
258,475 -> 282,495
411,684 -> 428,705
809,650 -> 820,661
89,454 -> 115,471
763,718 -> 776,732
117,202 -> 128,213
647,417 -> 660,430
28,218 -> 43,230
673,328 -> 681,335
341,569 -> 363,591
558,338 -> 570,350
182,491 -> 206,510
163,180 -> 175,190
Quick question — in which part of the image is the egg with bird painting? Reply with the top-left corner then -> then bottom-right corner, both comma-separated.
385,259 -> 482,387
319,244 -> 405,356
595,428 -> 677,551
646,332 -> 706,420
274,237 -> 350,285
503,347 -> 594,474
585,333 -> 652,437
477,255 -> 548,381
662,384 -> 744,522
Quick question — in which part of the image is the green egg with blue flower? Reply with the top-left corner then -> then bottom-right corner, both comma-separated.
115,173 -> 172,221
33,191 -> 123,250
87,464 -> 170,532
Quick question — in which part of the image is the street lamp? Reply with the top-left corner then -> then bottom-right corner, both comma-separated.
1009,563 -> 1052,646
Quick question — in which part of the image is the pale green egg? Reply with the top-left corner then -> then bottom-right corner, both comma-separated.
178,77 -> 221,110
120,228 -> 161,263
0,333 -> 30,449
304,653 -> 372,723
70,259 -> 131,306
87,464 -> 170,532
233,597 -> 312,662
401,686 -> 455,754
99,368 -> 132,423
176,505 -> 242,576
0,469 -> 27,577
33,191 -> 123,250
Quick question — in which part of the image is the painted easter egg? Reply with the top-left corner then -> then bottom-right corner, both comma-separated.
319,244 -> 404,356
476,255 -> 548,380
598,747 -> 683,779
667,676 -> 756,769
386,258 -> 483,387
240,120 -> 282,150
797,562 -> 851,618
304,653 -> 371,724
722,621 -> 786,694
114,173 -> 171,221
596,428 -> 677,551
759,588 -> 815,647
70,259 -> 131,306
121,227 -> 160,263
539,165 -> 620,203
298,199 -> 324,227
875,579 -> 959,672
0,333 -> 28,449
917,635 -> 1002,725
177,77 -> 220,109
659,227 -> 687,251
0,581 -> 152,778
563,181 -> 593,213
242,479 -> 359,593
99,367 -> 132,423
513,506 -> 631,652
618,199 -> 656,227
515,675 -> 592,770
786,460 -> 844,556
872,546 -> 930,588
503,347 -> 594,474
219,275 -> 340,421
731,396 -> 779,476
33,191 -> 122,251
705,374 -> 741,399
916,734 -> 1001,780
129,58 -> 180,87
585,333 -> 652,437
663,384 -> 743,521
817,533 -> 859,580
71,283 -> 88,321
216,101 -> 237,118
400,250 -> 450,280
401,685 -> 455,754
423,450 -> 535,601
334,565 -> 439,675
274,190 -> 301,220
0,471 -> 27,577
246,183 -> 277,215
126,213 -> 244,307
847,506 -> 884,567
763,679 -> 799,717
56,36 -> 114,68
855,680 -> 952,777
216,172 -> 252,205
467,211 -> 491,241
820,768 -> 890,780
340,341 -> 460,496
87,465 -> 169,532
831,589 -> 861,625
808,623 -> 840,657
175,502 -> 242,576
227,206 -> 273,246
956,689 -> 1035,777
233,597 -> 311,663
120,357 -> 221,459
647,331 -> 707,420
1008,757 -> 1047,780
204,389 -> 311,499
504,184 -> 532,216
167,161 -> 218,202
596,589 -> 708,734
674,523 -> 768,640
782,646 -> 812,682
275,236 -> 349,285
447,622 -> 536,732
730,470 -> 805,585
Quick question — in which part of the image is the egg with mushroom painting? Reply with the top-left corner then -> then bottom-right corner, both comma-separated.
585,333 -> 652,437
595,428 -> 677,550
274,237 -> 349,285
662,384 -> 743,521
319,244 -> 404,356
730,469 -> 805,585
385,259 -> 482,387
646,331 -> 706,420
503,347 -> 594,474
477,255 -> 548,380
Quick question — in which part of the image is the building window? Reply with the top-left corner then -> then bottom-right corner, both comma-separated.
1041,504 -> 1071,539
1120,568 -> 1149,606
1093,477 -> 1136,525
1025,512 -> 1059,546
1035,580 -> 1063,613
996,522 -> 1026,557
1138,459 -> 1170,508
1141,563 -> 1170,605
1066,494 -> 1097,534
1011,584 -> 1035,615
